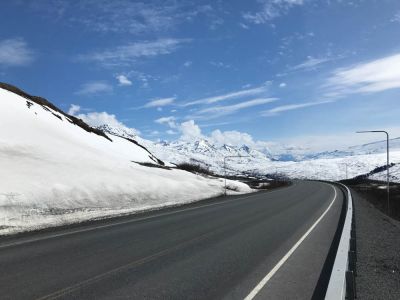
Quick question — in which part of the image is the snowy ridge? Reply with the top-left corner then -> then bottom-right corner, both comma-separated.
0,85 -> 253,235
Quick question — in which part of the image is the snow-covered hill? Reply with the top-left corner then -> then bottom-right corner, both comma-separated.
0,84 -> 252,235
302,138 -> 400,160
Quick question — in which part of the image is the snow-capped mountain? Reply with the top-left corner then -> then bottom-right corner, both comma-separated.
147,139 -> 271,175
94,124 -> 272,174
97,124 -> 138,140
96,122 -> 400,182
0,83 -> 252,235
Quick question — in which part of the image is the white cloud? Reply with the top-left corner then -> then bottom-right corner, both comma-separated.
79,39 -> 188,67
325,52 -> 400,97
239,23 -> 250,29
116,75 -> 132,86
183,61 -> 192,67
125,70 -> 155,88
391,11 -> 400,23
145,97 -> 175,108
210,129 -> 255,147
166,129 -> 178,135
194,97 -> 277,119
155,116 -> 177,128
67,104 -> 81,115
155,118 -> 203,141
210,61 -> 231,68
183,85 -> 268,107
149,130 -> 160,136
68,105 -> 140,135
243,0 -> 304,24
0,38 -> 34,67
179,123 -> 270,151
262,100 -> 332,116
27,1 -> 217,35
279,82 -> 287,88
180,120 -> 203,141
291,56 -> 330,71
75,81 -> 113,95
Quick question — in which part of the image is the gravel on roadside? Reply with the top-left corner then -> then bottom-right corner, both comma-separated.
352,189 -> 400,299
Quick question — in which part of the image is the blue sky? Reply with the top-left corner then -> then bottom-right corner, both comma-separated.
1,0 -> 400,151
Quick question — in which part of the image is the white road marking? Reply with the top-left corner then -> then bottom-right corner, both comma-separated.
244,184 -> 337,300
0,184 -> 295,249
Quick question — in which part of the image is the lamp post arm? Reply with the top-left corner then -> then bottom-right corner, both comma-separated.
356,130 -> 390,214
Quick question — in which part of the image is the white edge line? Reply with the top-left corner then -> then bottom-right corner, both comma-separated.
244,184 -> 337,300
0,185 -> 295,249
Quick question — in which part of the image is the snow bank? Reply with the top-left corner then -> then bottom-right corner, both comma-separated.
0,87 -> 254,235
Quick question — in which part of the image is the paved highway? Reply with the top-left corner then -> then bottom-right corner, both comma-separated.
0,180 -> 344,299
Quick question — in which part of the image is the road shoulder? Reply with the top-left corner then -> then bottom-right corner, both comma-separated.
353,190 -> 400,299
238,184 -> 343,300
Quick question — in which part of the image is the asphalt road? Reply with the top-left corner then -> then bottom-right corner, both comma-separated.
0,180 -> 343,300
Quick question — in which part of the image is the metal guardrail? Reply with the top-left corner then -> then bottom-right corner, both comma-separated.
325,183 -> 357,299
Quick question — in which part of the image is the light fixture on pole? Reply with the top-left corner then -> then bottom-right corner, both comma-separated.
356,130 -> 390,214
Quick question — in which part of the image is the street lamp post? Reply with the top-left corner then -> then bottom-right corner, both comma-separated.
224,155 -> 250,196
356,130 -> 390,214
340,163 -> 348,180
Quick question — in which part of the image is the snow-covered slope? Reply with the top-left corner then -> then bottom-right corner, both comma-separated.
369,164 -> 400,182
0,85 -> 253,235
303,138 -> 400,160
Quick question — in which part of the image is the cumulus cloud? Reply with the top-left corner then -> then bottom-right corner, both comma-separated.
279,82 -> 287,88
75,81 -> 113,95
154,117 -> 203,141
180,120 -> 203,141
116,75 -> 132,86
0,38 -> 34,67
210,129 -> 255,147
67,104 -> 81,115
68,104 -> 140,135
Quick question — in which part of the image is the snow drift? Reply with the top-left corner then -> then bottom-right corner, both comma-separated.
0,84 -> 253,235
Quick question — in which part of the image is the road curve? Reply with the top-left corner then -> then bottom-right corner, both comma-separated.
0,181 -> 343,300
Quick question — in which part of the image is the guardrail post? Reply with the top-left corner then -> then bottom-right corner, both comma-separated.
350,237 -> 357,260
348,250 -> 357,276
345,271 -> 356,299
